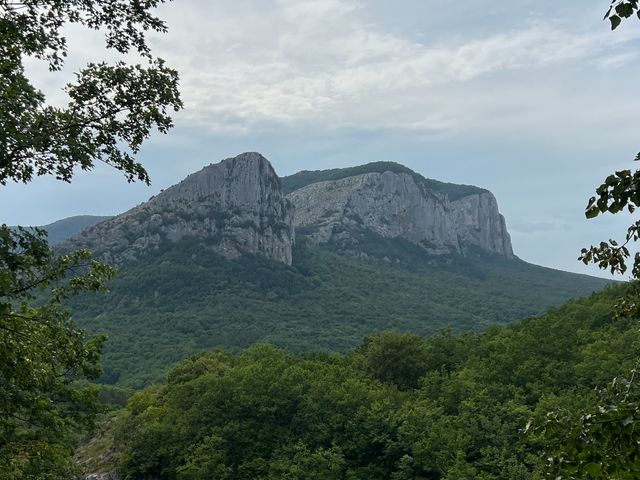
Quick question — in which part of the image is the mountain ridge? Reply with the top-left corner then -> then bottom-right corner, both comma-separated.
287,169 -> 513,258
280,161 -> 489,200
61,152 -> 295,265
56,153 -> 513,265
44,152 -> 613,387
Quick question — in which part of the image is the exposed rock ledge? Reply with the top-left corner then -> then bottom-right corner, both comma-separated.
287,170 -> 513,258
62,152 -> 295,265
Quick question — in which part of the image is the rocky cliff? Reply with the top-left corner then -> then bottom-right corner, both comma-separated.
286,165 -> 513,258
62,156 -> 512,266
63,152 -> 295,265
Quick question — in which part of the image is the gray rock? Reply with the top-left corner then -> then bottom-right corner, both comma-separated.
287,170 -> 513,258
85,473 -> 119,480
63,152 -> 295,265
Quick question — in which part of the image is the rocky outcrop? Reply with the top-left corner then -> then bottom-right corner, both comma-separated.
287,169 -> 513,258
61,155 -> 512,266
64,152 -> 295,265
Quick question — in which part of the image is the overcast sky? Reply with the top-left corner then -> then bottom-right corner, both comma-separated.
2,0 -> 639,278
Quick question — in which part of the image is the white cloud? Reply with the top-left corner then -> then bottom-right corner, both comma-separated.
21,0 -> 640,138
138,0 -> 640,135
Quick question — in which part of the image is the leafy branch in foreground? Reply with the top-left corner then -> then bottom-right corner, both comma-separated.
1,1 -> 181,476
579,155 -> 640,316
604,0 -> 640,30
0,0 -> 183,186
535,365 -> 640,479
0,225 -> 115,479
541,158 -> 640,478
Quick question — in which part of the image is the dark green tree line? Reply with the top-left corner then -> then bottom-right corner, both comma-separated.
110,292 -> 638,479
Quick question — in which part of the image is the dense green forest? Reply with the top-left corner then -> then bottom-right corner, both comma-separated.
70,237 -> 610,388
78,282 -> 638,479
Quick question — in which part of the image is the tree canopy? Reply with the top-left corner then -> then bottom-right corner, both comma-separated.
533,4 -> 640,477
0,0 -> 182,185
106,291 -> 638,479
0,227 -> 114,478
0,1 -> 182,477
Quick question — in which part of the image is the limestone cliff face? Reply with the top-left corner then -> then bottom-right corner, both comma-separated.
64,152 -> 295,265
287,170 -> 513,258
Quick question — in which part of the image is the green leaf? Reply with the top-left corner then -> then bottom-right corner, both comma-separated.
616,3 -> 634,17
583,462 -> 602,476
610,15 -> 622,29
586,208 -> 600,219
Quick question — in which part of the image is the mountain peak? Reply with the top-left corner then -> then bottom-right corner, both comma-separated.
153,152 -> 279,205
285,164 -> 513,259
63,152 -> 295,265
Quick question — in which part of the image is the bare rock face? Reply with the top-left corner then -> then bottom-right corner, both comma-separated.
287,169 -> 513,258
64,152 -> 295,265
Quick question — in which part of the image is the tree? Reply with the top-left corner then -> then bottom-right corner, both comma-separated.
604,0 -> 640,31
0,0 -> 182,185
0,1 -> 182,477
358,331 -> 430,390
533,4 -> 640,477
0,227 -> 114,479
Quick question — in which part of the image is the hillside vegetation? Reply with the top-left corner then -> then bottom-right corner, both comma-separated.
85,283 -> 638,479
71,237 -> 610,388
280,161 -> 488,200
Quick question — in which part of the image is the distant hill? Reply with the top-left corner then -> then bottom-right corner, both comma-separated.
27,215 -> 112,245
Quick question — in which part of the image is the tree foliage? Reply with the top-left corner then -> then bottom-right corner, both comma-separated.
0,0 -> 183,185
604,0 -> 640,30
0,226 -> 115,478
539,367 -> 640,479
108,290 -> 638,479
1,0 -> 181,477
580,155 -> 640,282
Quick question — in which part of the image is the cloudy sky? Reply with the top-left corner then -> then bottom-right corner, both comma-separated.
2,0 -> 639,278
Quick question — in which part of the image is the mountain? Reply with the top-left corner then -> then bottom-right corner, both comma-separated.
12,215 -> 111,246
284,162 -> 512,258
59,152 -> 612,387
62,152 -> 294,265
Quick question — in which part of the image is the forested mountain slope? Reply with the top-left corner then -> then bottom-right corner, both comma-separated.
71,237 -> 610,388
79,283 -> 637,480
51,154 -> 610,387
